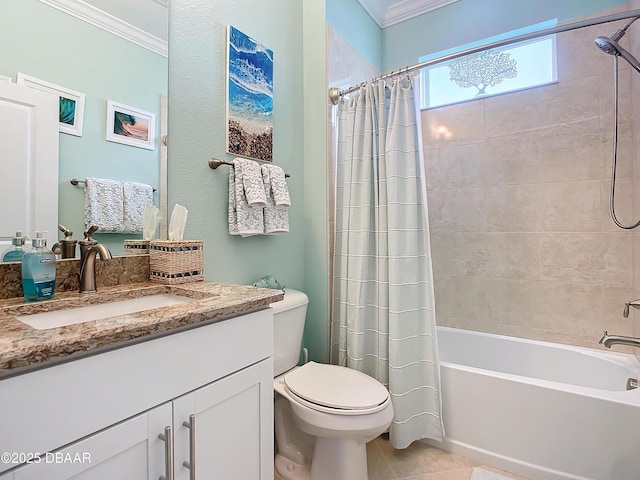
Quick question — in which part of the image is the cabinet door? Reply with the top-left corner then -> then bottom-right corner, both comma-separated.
173,358 -> 274,480
11,403 -> 171,480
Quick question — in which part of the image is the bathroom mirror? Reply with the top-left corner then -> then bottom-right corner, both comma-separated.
0,0 -> 168,257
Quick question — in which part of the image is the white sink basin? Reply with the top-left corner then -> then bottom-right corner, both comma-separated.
15,294 -> 193,330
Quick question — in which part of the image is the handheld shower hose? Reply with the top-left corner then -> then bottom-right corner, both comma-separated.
595,17 -> 640,229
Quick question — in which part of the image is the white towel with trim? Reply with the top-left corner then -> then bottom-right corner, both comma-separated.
83,177 -> 124,233
261,165 -> 289,234
239,158 -> 267,206
123,182 -> 154,233
229,158 -> 264,236
265,164 -> 291,206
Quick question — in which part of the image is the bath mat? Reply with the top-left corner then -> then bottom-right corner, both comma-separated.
471,467 -> 519,480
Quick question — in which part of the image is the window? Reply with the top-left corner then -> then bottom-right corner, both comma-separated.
420,20 -> 558,109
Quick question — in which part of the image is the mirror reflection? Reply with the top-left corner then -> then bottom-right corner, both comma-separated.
0,0 -> 168,257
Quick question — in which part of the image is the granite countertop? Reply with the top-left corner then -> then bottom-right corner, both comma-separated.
0,281 -> 283,377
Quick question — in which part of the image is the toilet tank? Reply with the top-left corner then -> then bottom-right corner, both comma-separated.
271,288 -> 308,376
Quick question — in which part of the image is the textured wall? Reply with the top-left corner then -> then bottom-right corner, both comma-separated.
326,0 -> 382,70
169,0 -> 335,361
168,0 -> 305,288
302,0 -> 330,362
424,3 -> 638,350
630,2 -> 640,360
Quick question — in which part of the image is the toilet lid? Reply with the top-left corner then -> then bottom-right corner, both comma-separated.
283,362 -> 389,412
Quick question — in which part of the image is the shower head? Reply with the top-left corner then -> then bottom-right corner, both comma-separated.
595,36 -> 640,73
595,17 -> 640,74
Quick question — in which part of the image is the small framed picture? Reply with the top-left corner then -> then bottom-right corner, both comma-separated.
106,100 -> 156,150
16,73 -> 86,137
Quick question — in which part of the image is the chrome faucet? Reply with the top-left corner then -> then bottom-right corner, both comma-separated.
79,244 -> 113,294
599,330 -> 640,349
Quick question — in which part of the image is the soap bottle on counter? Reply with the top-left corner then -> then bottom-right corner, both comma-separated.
21,231 -> 56,302
2,230 -> 28,262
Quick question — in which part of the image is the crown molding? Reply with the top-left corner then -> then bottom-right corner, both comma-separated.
38,0 -> 167,57
356,0 -> 388,28
385,0 -> 459,27
358,0 -> 459,29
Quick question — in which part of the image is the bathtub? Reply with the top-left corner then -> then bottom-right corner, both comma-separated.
426,327 -> 640,480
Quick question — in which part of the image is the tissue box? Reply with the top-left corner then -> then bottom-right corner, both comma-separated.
149,240 -> 204,284
124,240 -> 150,255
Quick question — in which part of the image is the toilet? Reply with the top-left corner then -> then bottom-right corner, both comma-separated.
271,289 -> 394,480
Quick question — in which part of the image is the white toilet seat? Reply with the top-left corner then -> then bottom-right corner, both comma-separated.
283,362 -> 390,415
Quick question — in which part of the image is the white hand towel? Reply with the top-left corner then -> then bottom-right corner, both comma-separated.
229,158 -> 264,236
123,182 -> 154,233
228,165 -> 239,235
239,158 -> 267,207
261,165 -> 289,234
265,164 -> 291,206
83,177 -> 124,233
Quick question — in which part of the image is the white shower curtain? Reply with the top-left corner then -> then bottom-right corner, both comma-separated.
331,76 -> 444,449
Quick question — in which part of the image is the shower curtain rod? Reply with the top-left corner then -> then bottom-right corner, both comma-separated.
329,8 -> 640,105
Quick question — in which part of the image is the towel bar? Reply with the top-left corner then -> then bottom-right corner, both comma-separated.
208,158 -> 291,178
70,178 -> 157,192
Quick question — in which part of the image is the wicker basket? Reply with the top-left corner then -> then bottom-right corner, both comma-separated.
124,240 -> 150,255
149,240 -> 204,284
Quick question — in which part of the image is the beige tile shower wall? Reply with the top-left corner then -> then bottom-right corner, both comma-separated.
630,1 -> 640,360
424,5 -> 638,350
327,26 -> 381,362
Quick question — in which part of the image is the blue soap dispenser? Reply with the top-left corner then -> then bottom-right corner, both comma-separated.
2,230 -> 28,262
22,231 -> 56,302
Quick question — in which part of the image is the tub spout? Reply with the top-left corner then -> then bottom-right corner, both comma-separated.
599,330 -> 640,349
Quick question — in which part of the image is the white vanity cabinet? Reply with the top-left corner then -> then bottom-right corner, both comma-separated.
6,403 -> 171,480
172,359 -> 273,479
0,308 -> 274,480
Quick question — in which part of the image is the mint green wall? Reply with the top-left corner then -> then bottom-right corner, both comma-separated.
326,0 -> 383,70
0,1 -> 167,255
382,0 -> 634,70
303,1 -> 329,362
170,0 -> 329,355
169,0 -> 632,364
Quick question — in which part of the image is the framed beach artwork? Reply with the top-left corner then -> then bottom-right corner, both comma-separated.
106,100 -> 156,150
226,25 -> 273,162
16,73 -> 86,136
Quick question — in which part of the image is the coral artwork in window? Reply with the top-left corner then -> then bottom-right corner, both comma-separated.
447,49 -> 517,96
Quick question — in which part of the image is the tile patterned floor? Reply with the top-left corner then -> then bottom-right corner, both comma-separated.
275,434 -> 528,480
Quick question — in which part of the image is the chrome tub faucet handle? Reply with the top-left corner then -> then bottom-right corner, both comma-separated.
623,299 -> 640,318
